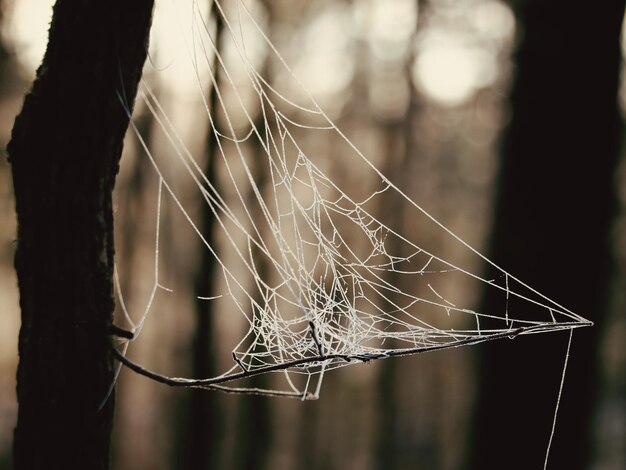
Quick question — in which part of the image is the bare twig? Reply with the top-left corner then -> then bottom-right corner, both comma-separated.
112,320 -> 590,398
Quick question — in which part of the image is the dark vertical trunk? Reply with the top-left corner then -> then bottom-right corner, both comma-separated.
231,3 -> 277,466
469,1 -> 624,468
376,3 -> 423,467
8,1 -> 153,469
0,0 -> 12,95
232,113 -> 273,470
184,7 -> 223,470
0,0 -> 19,465
376,122 -> 414,470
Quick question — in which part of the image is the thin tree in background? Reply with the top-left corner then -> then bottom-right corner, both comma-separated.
0,0 -> 22,100
0,2 -> 22,465
185,4 -> 224,469
185,4 -> 274,466
469,1 -> 625,468
375,2 -> 426,467
232,67 -> 274,470
376,46 -> 424,470
8,1 -> 154,468
229,3 -> 278,468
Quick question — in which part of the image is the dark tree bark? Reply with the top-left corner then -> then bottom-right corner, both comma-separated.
8,1 -> 154,468
469,1 -> 624,468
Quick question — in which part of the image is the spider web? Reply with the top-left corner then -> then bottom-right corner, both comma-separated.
113,0 -> 591,399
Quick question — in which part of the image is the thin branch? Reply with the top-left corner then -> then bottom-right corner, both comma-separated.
113,321 -> 590,397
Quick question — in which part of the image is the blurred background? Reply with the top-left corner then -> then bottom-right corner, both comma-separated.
0,0 -> 625,469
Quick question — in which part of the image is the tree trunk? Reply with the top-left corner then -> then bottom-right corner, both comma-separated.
468,1 -> 624,468
181,6 -> 224,469
9,1 -> 154,468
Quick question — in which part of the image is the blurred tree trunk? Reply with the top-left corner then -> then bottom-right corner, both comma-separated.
8,1 -> 153,469
469,1 -> 624,468
232,115 -> 274,470
376,89 -> 423,470
376,2 -> 425,468
0,0 -> 17,99
229,150 -> 272,470
183,6 -> 223,470
230,3 -> 277,468
0,0 -> 21,465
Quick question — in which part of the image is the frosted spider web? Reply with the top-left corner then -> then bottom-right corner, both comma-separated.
112,0 -> 591,401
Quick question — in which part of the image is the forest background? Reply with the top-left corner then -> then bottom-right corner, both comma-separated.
0,0 -> 624,469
